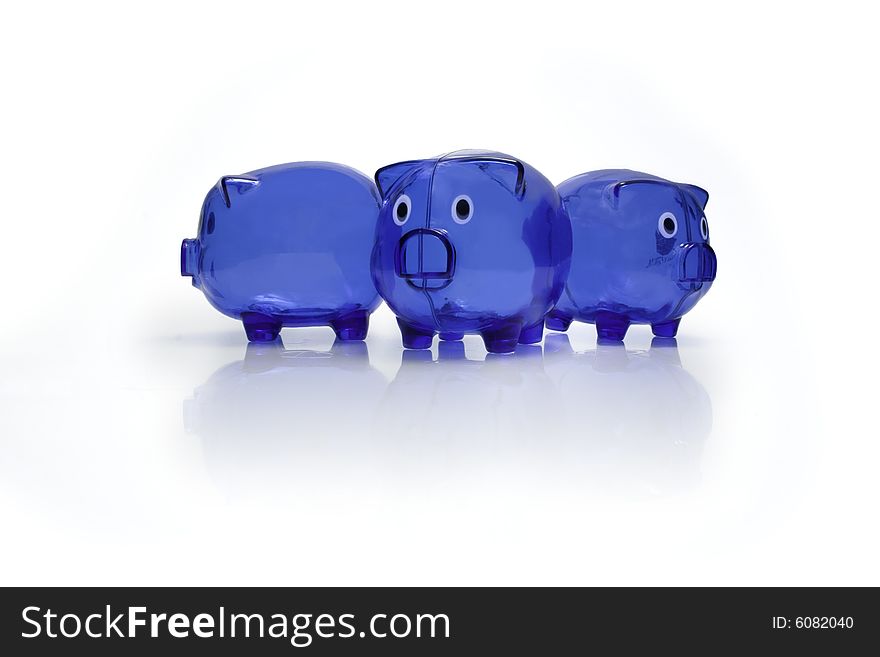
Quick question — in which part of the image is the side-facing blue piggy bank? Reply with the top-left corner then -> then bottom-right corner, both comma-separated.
547,170 -> 717,341
371,150 -> 572,354
180,162 -> 381,342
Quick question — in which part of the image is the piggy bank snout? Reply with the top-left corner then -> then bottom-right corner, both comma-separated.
394,228 -> 456,283
678,242 -> 717,284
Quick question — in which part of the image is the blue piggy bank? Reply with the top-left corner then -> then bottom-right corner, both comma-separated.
181,162 -> 382,342
547,170 -> 717,341
371,150 -> 572,354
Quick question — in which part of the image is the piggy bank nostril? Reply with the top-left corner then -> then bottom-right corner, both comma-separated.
396,231 -> 420,277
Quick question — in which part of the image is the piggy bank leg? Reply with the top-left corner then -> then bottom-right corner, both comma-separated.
331,310 -> 370,341
438,339 -> 466,360
545,310 -> 573,332
518,320 -> 544,345
651,318 -> 681,338
398,319 -> 435,349
241,312 -> 283,343
481,321 -> 522,354
595,311 -> 630,342
439,332 -> 464,341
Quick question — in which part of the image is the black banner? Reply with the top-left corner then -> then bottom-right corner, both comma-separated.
0,587 -> 875,654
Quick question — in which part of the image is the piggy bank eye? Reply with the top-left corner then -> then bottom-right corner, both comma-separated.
658,212 -> 678,238
393,194 -> 411,226
452,195 -> 473,224
206,212 -> 215,235
700,216 -> 709,240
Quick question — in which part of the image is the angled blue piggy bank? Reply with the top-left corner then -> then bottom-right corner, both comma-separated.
180,162 -> 382,342
547,170 -> 717,341
371,150 -> 572,354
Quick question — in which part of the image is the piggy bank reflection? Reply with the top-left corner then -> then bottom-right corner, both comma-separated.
181,162 -> 382,343
183,339 -> 387,494
371,150 -> 572,354
371,342 -> 562,479
543,333 -> 713,492
373,336 -> 711,494
548,170 -> 717,341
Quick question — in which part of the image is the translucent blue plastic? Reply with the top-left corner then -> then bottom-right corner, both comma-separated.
548,170 -> 717,341
371,150 -> 572,354
181,162 -> 382,342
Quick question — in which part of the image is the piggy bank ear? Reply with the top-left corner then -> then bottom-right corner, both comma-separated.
219,176 -> 259,208
603,180 -> 649,208
604,179 -> 684,209
468,157 -> 526,198
440,152 -> 525,198
681,184 -> 709,210
375,160 -> 423,200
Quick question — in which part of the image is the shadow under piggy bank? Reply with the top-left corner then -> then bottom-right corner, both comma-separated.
372,341 -> 559,472
543,334 -> 713,494
373,336 -> 712,495
183,339 -> 388,495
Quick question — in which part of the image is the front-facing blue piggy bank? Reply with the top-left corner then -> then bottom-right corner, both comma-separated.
180,162 -> 381,342
547,170 -> 717,341
371,150 -> 572,354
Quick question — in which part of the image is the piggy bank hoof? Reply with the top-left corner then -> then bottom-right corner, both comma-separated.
481,323 -> 521,354
595,312 -> 630,342
242,312 -> 282,342
331,312 -> 370,341
398,320 -> 435,349
439,332 -> 464,341
651,318 -> 681,338
518,321 -> 544,345
545,311 -> 572,332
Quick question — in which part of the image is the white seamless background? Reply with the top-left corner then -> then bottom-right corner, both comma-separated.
0,0 -> 877,586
